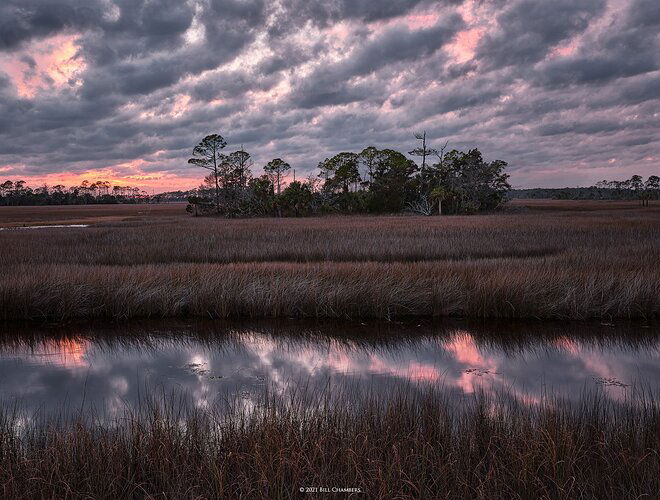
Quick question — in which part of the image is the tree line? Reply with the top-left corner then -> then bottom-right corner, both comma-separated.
186,132 -> 511,217
510,175 -> 659,206
0,180 -> 150,206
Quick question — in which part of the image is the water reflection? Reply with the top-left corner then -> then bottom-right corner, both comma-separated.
0,320 -> 657,418
0,224 -> 89,230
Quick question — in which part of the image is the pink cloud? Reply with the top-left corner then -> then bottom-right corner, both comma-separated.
404,13 -> 440,30
447,27 -> 484,63
549,43 -> 577,59
0,34 -> 85,98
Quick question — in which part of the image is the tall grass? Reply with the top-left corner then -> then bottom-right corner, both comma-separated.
1,207 -> 658,320
0,386 -> 657,499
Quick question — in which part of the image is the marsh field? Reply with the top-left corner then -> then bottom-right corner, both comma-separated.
0,199 -> 658,321
0,200 -> 659,498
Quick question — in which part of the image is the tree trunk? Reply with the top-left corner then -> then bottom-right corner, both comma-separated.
214,167 -> 220,214
422,132 -> 427,170
438,198 -> 442,215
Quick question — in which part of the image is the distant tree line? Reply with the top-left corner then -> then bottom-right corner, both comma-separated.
186,133 -> 511,217
510,175 -> 659,206
0,180 -> 150,206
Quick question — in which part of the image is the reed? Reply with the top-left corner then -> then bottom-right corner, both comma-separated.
0,203 -> 658,320
0,386 -> 657,499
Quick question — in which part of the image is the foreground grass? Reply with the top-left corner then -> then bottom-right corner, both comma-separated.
0,387 -> 657,499
0,202 -> 658,320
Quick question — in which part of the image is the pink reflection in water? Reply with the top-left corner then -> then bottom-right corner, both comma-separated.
23,338 -> 90,369
443,333 -> 500,394
367,355 -> 441,382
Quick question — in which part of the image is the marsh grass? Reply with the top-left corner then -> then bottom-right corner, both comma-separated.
0,385 -> 657,499
1,205 -> 658,320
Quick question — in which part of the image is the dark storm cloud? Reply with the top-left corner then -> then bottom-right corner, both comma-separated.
268,0 -> 436,34
475,0 -> 606,70
624,0 -> 660,28
290,14 -> 464,108
534,31 -> 659,88
73,0 -> 266,99
0,0 -> 658,188
537,119 -> 624,137
188,69 -> 281,102
616,73 -> 660,106
336,14 -> 464,77
530,0 -> 659,89
0,1 -> 103,50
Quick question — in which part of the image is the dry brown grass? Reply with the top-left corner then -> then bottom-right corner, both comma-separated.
0,386 -> 657,499
0,201 -> 658,320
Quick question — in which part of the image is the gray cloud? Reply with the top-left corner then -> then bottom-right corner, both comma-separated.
530,0 -> 659,89
0,0 -> 658,188
268,0 -> 441,34
289,14 -> 464,109
475,0 -> 606,70
0,1 -> 104,50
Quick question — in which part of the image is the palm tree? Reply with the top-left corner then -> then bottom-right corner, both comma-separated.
430,186 -> 449,215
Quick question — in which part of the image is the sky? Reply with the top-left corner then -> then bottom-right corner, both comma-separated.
0,0 -> 658,192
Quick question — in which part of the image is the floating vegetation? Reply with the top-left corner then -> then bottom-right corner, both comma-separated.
593,376 -> 630,387
464,368 -> 499,376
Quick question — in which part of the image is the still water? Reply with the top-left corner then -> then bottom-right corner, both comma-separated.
0,320 -> 657,417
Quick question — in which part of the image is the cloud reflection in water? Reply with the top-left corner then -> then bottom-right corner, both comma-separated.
0,320 -> 657,418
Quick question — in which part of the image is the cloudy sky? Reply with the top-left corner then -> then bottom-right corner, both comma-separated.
0,0 -> 658,191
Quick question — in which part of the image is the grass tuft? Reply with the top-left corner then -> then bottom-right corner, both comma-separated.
0,386 -> 657,499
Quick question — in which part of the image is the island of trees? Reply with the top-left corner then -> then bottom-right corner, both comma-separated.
185,132 -> 511,217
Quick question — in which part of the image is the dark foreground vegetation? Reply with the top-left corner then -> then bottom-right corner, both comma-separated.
0,387 -> 657,499
0,201 -> 658,321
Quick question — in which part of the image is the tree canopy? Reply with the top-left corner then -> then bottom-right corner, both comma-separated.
511,175 -> 660,206
184,133 -> 516,217
187,134 -> 227,212
0,180 -> 149,206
